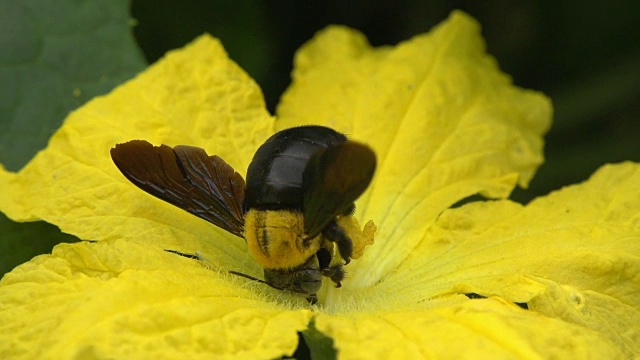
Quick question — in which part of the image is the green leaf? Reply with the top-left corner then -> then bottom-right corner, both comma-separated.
0,0 -> 145,276
0,0 -> 146,171
302,321 -> 337,360
0,213 -> 78,276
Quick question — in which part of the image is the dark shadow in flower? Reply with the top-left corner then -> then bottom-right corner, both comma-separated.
464,292 -> 529,310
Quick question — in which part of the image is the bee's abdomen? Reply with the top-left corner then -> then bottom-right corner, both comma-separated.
244,126 -> 346,210
244,209 -> 321,269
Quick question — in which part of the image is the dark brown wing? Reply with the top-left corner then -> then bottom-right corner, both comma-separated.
110,140 -> 245,238
302,141 -> 376,237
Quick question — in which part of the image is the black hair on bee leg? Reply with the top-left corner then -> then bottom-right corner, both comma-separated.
321,264 -> 345,287
322,220 -> 353,264
342,204 -> 356,216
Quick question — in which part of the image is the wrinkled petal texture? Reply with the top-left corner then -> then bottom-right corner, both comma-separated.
277,11 -> 553,287
315,298 -> 624,359
0,35 -> 274,273
316,162 -> 639,358
0,240 -> 311,359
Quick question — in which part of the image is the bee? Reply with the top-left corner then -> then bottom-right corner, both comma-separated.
110,125 -> 376,303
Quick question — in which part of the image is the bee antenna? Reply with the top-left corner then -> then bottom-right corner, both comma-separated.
228,270 -> 282,290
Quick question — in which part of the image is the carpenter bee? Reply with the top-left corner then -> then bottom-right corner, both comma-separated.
110,125 -> 376,303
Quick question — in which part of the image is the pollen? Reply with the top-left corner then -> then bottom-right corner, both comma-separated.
336,216 -> 376,259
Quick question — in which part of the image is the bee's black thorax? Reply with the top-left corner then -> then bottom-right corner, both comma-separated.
244,126 -> 347,211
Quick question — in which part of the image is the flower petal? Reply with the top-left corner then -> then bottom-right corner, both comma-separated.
370,162 -> 640,356
0,240 -> 311,359
277,11 -> 552,286
0,35 -> 273,270
315,297 -> 623,359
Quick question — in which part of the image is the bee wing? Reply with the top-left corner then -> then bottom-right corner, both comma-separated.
302,141 -> 376,237
110,140 -> 245,238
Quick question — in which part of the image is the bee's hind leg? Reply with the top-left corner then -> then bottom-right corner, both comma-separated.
316,248 -> 346,288
322,220 -> 353,264
321,264 -> 345,288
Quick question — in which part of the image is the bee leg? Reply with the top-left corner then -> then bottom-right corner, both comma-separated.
321,264 -> 345,288
306,294 -> 318,305
322,220 -> 353,264
316,248 -> 332,269
342,204 -> 356,216
316,248 -> 346,287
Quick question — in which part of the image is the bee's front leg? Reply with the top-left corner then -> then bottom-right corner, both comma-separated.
322,220 -> 353,264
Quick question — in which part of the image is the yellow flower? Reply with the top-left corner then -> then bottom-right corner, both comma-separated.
1,11 -> 638,359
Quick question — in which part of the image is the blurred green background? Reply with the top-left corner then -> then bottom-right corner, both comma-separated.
1,1 -> 639,275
